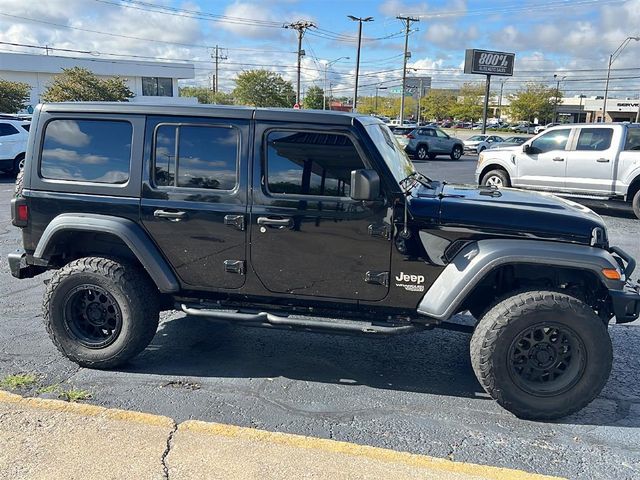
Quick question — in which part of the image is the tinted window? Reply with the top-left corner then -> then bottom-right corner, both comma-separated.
624,128 -> 640,151
142,77 -> 173,96
576,128 -> 613,151
0,123 -> 19,136
529,129 -> 570,154
267,131 -> 365,197
435,129 -> 449,138
21,123 -> 30,132
154,124 -> 238,190
41,119 -> 131,184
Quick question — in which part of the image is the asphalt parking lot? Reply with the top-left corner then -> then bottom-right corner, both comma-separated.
1,165 -> 640,479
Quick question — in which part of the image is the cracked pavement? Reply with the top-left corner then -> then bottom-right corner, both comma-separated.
1,163 -> 640,479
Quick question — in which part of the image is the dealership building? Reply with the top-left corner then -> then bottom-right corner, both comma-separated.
0,52 -> 196,112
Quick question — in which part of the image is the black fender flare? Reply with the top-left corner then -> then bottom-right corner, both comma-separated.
34,213 -> 180,293
416,238 -> 625,320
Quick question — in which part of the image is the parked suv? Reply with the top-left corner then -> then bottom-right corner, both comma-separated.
403,127 -> 464,160
10,103 -> 640,420
476,123 -> 640,219
0,117 -> 29,175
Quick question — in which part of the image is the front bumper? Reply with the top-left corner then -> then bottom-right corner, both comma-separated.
610,282 -> 640,323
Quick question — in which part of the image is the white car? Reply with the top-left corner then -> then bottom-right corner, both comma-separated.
534,123 -> 559,135
463,134 -> 504,154
0,118 -> 29,175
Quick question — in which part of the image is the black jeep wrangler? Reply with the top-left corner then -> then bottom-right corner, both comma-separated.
9,103 -> 640,420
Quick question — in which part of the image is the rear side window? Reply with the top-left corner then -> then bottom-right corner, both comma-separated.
576,128 -> 613,151
266,130 -> 365,197
624,128 -> 640,151
0,123 -> 19,136
529,129 -> 570,154
41,119 -> 132,184
153,124 -> 238,190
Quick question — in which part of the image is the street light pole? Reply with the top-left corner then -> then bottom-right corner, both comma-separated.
498,79 -> 508,120
397,15 -> 419,125
553,74 -> 567,123
603,36 -> 640,123
348,16 -> 373,112
375,86 -> 387,114
323,56 -> 349,110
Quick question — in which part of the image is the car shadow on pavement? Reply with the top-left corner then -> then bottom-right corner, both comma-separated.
120,313 -> 640,428
126,313 -> 484,400
0,172 -> 18,185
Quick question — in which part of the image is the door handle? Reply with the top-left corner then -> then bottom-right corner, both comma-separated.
596,158 -> 610,163
153,209 -> 187,221
257,217 -> 293,227
552,157 -> 564,162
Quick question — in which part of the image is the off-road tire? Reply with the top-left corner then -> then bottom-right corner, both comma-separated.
14,166 -> 24,197
470,290 -> 612,420
450,145 -> 463,160
416,145 -> 429,160
43,257 -> 160,369
632,188 -> 640,220
481,169 -> 510,188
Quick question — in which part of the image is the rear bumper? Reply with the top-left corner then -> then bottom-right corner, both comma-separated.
8,249 -> 45,279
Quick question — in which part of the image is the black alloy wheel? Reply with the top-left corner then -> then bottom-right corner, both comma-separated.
416,145 -> 429,160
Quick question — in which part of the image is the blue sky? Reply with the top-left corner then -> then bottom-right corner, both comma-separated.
1,0 -> 639,98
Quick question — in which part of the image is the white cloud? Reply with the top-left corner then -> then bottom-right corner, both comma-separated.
45,120 -> 90,148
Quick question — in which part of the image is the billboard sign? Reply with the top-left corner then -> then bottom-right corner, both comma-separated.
464,49 -> 515,76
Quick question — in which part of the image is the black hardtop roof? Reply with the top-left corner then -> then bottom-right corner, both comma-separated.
38,102 -> 383,126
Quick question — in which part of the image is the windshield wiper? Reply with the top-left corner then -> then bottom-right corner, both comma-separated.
400,171 -> 432,190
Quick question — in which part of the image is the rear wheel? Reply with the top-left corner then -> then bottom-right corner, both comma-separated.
43,257 -> 160,369
450,145 -> 463,160
10,153 -> 24,176
481,169 -> 510,187
470,290 -> 612,420
632,188 -> 640,220
416,145 -> 429,160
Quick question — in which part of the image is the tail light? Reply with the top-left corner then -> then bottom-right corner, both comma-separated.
11,198 -> 28,227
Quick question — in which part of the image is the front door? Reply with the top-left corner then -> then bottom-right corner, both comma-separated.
250,125 -> 392,301
515,128 -> 572,191
140,115 -> 249,290
564,127 -> 615,194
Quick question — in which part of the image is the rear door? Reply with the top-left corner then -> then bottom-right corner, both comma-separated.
564,127 -> 616,194
514,128 -> 571,191
140,114 -> 249,290
249,122 -> 392,301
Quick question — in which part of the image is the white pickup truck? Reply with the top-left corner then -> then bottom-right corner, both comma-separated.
475,123 -> 640,219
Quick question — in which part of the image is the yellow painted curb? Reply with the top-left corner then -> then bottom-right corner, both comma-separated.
180,420 -> 562,480
0,390 -> 562,480
0,389 -> 174,428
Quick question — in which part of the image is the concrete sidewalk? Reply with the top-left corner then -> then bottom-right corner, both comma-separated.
0,390 -> 561,480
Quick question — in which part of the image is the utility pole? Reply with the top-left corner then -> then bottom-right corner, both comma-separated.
397,15 -> 419,126
285,20 -> 316,106
553,74 -> 566,123
348,16 -> 373,112
498,79 -> 508,120
211,45 -> 227,93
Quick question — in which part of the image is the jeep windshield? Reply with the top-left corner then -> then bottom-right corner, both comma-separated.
366,123 -> 418,187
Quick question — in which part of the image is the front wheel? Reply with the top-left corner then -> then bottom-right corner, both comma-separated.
470,290 -> 612,420
416,145 -> 429,160
43,257 -> 160,369
632,188 -> 640,220
481,169 -> 510,187
450,145 -> 463,160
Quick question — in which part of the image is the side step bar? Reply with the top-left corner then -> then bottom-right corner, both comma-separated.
180,304 -> 427,336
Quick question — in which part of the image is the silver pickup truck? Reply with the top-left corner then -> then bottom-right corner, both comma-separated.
475,123 -> 640,219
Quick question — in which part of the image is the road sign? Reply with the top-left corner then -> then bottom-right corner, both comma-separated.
405,77 -> 431,97
464,49 -> 515,76
293,103 -> 300,109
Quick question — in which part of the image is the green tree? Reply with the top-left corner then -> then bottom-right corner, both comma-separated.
452,82 -> 484,121
42,67 -> 133,102
508,82 -> 559,123
0,79 -> 31,113
179,86 -> 235,105
303,85 -> 324,110
233,70 -> 296,108
420,89 -> 457,121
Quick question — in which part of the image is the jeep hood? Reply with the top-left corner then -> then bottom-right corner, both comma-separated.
410,184 -> 606,244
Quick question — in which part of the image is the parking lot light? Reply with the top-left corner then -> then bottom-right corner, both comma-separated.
603,36 -> 640,122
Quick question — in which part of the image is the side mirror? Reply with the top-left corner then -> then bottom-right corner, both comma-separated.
522,144 -> 531,153
350,169 -> 380,200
